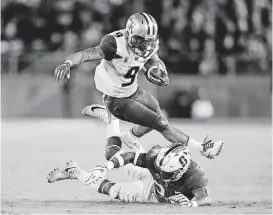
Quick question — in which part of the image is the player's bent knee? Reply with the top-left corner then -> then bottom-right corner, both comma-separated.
105,136 -> 122,160
153,116 -> 169,132
193,187 -> 211,206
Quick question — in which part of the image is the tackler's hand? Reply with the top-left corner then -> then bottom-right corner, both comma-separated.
167,193 -> 192,207
54,61 -> 71,82
86,164 -> 109,185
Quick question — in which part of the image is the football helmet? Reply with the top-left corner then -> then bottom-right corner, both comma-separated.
155,144 -> 191,182
125,13 -> 159,58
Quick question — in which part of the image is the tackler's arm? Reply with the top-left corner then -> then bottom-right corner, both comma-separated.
103,151 -> 148,171
87,152 -> 148,184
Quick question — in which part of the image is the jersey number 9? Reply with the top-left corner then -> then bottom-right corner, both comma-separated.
122,66 -> 140,87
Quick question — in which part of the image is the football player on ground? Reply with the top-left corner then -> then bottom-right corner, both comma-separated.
47,108 -> 214,207
47,129 -> 211,207
54,12 -> 223,158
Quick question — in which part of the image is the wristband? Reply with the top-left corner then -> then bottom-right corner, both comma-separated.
110,151 -> 125,167
104,161 -> 115,170
64,60 -> 73,66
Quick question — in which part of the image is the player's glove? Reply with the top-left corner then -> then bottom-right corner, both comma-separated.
87,164 -> 110,185
167,193 -> 192,207
54,61 -> 71,82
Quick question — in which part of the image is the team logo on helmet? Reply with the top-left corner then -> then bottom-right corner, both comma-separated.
128,18 -> 136,34
125,13 -> 158,59
155,144 -> 191,182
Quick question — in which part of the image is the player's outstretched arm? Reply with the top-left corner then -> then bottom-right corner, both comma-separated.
54,46 -> 105,82
88,151 -> 147,184
66,46 -> 105,65
54,34 -> 116,82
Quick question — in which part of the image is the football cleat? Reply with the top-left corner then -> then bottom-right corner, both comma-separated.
201,136 -> 223,159
83,104 -> 145,153
119,130 -> 145,153
82,104 -> 108,123
47,160 -> 81,183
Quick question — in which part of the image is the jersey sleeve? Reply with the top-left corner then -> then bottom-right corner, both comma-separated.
98,35 -> 117,60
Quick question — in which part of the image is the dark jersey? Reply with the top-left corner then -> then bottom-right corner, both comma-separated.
137,145 -> 207,202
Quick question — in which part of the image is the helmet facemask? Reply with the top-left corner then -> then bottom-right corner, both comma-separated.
127,34 -> 158,58
155,144 -> 191,182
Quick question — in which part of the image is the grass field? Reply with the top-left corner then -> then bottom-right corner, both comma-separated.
1,119 -> 272,214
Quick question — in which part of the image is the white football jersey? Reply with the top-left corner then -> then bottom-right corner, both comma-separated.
94,29 -> 159,98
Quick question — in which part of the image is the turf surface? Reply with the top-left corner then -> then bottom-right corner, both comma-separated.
1,119 -> 272,214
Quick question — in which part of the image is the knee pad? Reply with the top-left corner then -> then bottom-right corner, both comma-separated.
105,136 -> 122,160
153,116 -> 169,132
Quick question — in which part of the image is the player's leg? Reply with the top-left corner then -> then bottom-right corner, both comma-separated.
125,103 -> 189,145
129,88 -> 163,137
82,100 -> 146,151
104,139 -> 154,202
104,92 -> 189,145
107,88 -> 207,149
98,179 -> 151,202
116,88 -> 223,157
121,164 -> 154,200
47,161 -> 149,202
122,88 -> 162,140
84,93 -> 223,158
102,117 -> 154,202
103,120 -> 155,200
63,162 -> 149,202
119,89 -> 190,150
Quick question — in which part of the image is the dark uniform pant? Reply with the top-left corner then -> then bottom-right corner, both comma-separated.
103,87 -> 165,131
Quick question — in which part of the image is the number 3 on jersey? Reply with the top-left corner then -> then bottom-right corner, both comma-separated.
122,66 -> 140,87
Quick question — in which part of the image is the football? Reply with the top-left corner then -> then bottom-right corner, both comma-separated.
144,59 -> 169,86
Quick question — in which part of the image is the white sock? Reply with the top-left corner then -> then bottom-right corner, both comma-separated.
188,137 -> 203,151
77,169 -> 100,190
123,129 -> 139,143
76,169 -> 92,184
106,119 -> 120,138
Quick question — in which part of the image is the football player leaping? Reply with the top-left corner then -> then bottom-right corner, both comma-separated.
54,12 -> 223,158
48,113 -> 212,207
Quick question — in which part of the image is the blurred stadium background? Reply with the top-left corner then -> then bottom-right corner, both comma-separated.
1,0 -> 272,214
1,0 -> 272,119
